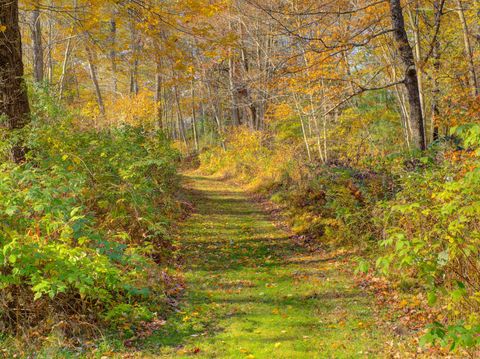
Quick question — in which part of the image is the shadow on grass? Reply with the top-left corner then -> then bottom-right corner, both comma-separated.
141,174 -> 360,354
141,285 -> 370,353
179,236 -> 296,271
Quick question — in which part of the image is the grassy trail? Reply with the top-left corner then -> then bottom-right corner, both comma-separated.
146,174 -> 389,358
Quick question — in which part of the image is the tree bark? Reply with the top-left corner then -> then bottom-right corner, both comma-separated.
110,17 -> 118,95
202,66 -> 226,150
59,0 -> 77,100
191,78 -> 199,151
58,36 -> 73,100
173,83 -> 187,146
31,1 -> 44,83
85,45 -> 105,116
432,41 -> 441,141
432,0 -> 443,141
46,1 -> 54,85
292,92 -> 312,161
389,0 -> 426,150
0,0 -> 31,162
129,20 -> 139,95
154,61 -> 163,130
406,3 -> 426,135
228,55 -> 241,126
456,0 -> 479,97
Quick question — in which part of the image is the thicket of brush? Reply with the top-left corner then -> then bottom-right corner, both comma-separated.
0,91 -> 182,351
199,119 -> 480,351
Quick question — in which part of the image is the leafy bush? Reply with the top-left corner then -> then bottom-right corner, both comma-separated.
200,127 -> 271,180
376,125 -> 480,350
0,102 -> 181,341
199,127 -> 392,245
279,166 -> 392,244
199,123 -> 480,352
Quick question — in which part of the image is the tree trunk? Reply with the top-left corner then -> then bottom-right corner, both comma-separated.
302,49 -> 325,163
154,61 -> 163,130
432,42 -> 441,141
293,93 -> 312,161
432,0 -> 443,141
191,78 -> 199,151
406,3 -> 426,136
0,0 -> 31,162
59,0 -> 77,100
228,19 -> 241,126
58,36 -> 73,100
228,55 -> 241,126
389,0 -> 426,150
173,83 -> 187,146
456,0 -> 479,97
110,17 -> 118,95
85,45 -> 105,116
129,20 -> 139,95
203,67 -> 226,150
31,2 -> 44,83
47,2 -> 54,85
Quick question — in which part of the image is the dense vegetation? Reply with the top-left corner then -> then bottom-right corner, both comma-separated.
0,90 -> 182,353
199,122 -> 480,351
1,0 -> 480,356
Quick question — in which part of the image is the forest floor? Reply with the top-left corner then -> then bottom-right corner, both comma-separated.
138,173 -> 396,358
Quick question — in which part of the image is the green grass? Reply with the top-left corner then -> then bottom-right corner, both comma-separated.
138,174 -> 391,358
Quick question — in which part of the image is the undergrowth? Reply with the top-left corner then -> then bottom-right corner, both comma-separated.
0,91 -> 183,354
199,124 -> 480,353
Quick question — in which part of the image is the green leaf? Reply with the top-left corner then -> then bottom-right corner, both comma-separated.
5,206 -> 16,216
355,259 -> 370,274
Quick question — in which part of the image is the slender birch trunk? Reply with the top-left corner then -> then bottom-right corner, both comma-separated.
31,1 -> 44,83
85,45 -> 105,116
456,0 -> 479,97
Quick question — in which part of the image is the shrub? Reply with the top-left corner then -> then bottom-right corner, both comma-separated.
376,125 -> 480,350
198,124 -> 480,351
0,103 -> 181,342
198,127 -> 391,246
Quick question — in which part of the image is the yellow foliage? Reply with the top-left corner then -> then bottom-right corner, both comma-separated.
200,126 -> 300,191
107,93 -> 158,128
271,103 -> 293,120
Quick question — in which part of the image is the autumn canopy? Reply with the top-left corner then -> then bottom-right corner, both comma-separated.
1,0 -> 480,356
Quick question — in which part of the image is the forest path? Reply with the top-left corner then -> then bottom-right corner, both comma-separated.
146,173 -> 389,358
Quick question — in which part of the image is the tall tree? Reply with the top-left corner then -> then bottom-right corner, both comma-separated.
389,0 -> 426,150
109,16 -> 118,95
85,44 -> 105,116
0,0 -> 31,162
30,0 -> 44,83
456,0 -> 479,97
